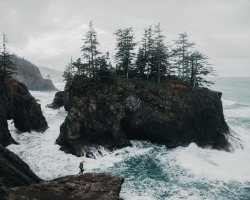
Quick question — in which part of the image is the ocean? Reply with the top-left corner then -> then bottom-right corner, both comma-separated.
7,77 -> 250,200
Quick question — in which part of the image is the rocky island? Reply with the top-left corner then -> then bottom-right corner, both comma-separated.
50,75 -> 230,157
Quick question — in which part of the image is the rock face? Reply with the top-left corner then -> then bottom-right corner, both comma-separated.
52,77 -> 230,156
0,77 -> 48,146
2,173 -> 124,200
0,145 -> 41,189
48,91 -> 67,109
12,55 -> 57,91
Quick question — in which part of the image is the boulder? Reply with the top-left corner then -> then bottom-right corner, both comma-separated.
2,173 -> 124,200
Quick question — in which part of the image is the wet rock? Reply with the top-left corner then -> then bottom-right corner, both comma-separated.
0,145 -> 41,190
6,77 -> 48,132
53,77 -> 230,156
47,91 -> 66,109
0,77 -> 48,146
2,173 -> 124,200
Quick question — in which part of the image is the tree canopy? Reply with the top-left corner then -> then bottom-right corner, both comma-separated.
63,22 -> 215,87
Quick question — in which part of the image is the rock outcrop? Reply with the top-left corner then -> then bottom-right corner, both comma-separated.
12,55 -> 57,91
0,145 -> 41,190
52,76 -> 230,157
0,77 -> 48,146
48,91 -> 67,109
0,145 -> 124,200
2,173 -> 124,200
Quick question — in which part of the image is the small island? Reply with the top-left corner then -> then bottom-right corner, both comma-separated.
50,22 -> 231,157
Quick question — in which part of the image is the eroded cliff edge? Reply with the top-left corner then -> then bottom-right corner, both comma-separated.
50,76 -> 230,157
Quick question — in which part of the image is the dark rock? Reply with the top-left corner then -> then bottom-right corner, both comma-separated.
0,118 -> 17,147
2,173 -> 124,200
0,145 -> 41,190
0,82 -> 17,146
47,91 -> 66,109
6,77 -> 48,132
53,78 -> 230,156
0,77 -> 48,146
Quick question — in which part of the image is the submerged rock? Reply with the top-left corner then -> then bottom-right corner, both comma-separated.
52,77 -> 230,156
2,173 -> 124,200
0,77 -> 48,146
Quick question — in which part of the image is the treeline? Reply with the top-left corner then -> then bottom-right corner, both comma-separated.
63,22 -> 215,87
12,55 -> 42,79
0,33 -> 16,83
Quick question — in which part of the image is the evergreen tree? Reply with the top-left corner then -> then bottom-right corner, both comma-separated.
62,57 -> 76,82
0,33 -> 16,82
81,21 -> 100,77
173,32 -> 195,80
114,27 -> 136,79
152,24 -> 169,84
135,47 -> 147,80
189,50 -> 214,87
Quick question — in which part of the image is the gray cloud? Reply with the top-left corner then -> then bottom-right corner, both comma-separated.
0,0 -> 249,76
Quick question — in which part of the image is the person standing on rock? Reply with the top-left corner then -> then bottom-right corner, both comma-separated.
78,161 -> 84,175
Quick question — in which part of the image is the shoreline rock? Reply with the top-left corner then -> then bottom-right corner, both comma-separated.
0,145 -> 124,200
0,77 -> 48,146
0,145 -> 41,189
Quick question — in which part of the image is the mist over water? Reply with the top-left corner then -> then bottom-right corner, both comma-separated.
7,78 -> 250,200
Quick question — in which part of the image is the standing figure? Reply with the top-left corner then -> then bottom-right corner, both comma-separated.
78,161 -> 84,175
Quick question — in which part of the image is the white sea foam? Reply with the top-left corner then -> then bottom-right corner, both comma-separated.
222,99 -> 237,107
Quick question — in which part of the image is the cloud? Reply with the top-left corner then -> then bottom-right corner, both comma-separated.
0,0 -> 249,76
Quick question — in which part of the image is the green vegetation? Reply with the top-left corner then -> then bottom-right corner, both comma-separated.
63,22 -> 215,88
0,33 -> 16,83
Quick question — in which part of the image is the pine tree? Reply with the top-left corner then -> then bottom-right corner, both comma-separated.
62,57 -> 76,82
81,21 -> 100,77
114,27 -> 136,79
0,33 -> 16,82
152,24 -> 169,84
173,32 -> 195,80
189,50 -> 215,87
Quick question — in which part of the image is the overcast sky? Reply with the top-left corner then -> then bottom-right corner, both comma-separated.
0,0 -> 250,76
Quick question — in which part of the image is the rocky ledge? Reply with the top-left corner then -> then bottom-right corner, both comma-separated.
0,77 -> 48,146
2,173 -> 124,200
51,76 -> 230,157
0,145 -> 124,200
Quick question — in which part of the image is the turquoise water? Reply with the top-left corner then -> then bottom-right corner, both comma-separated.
7,78 -> 250,200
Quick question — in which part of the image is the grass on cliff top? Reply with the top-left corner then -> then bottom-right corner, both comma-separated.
69,75 -> 191,96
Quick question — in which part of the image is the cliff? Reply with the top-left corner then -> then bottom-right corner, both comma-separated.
0,77 -> 48,146
51,76 -> 230,157
12,55 -> 57,91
